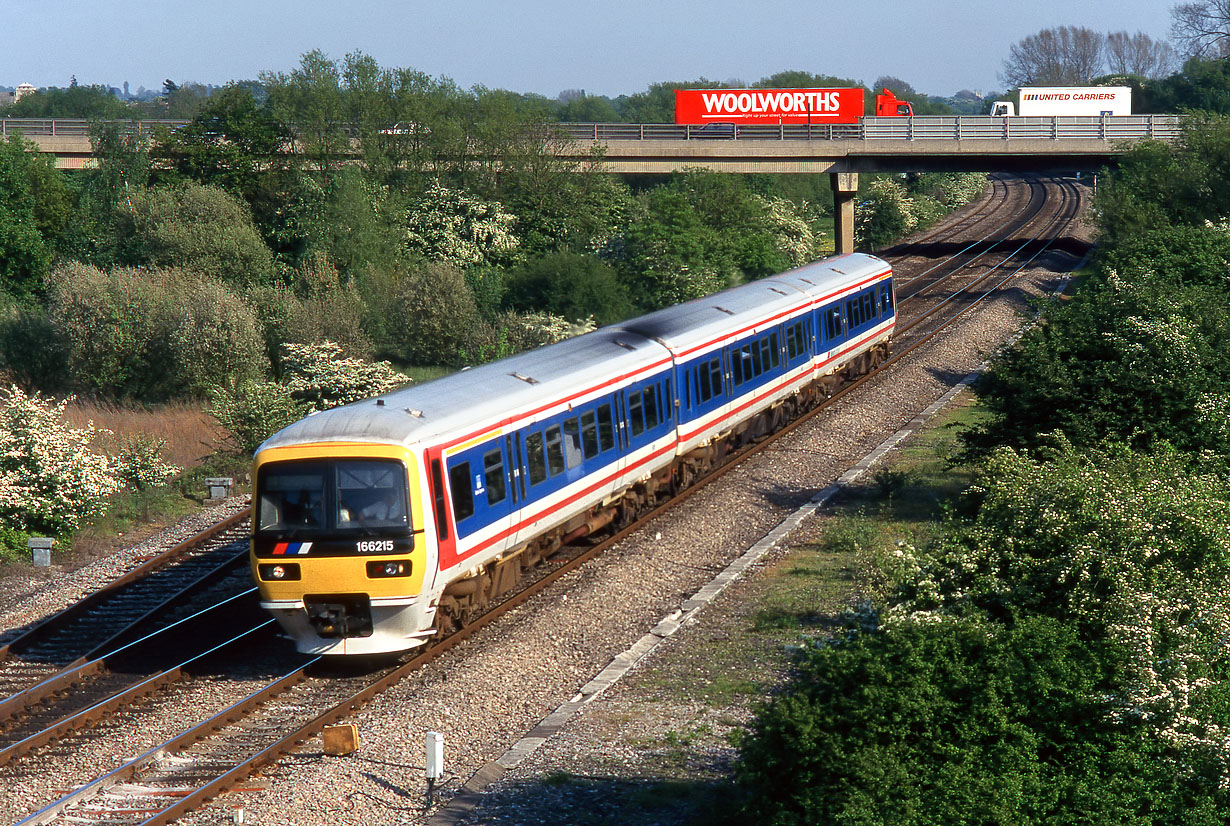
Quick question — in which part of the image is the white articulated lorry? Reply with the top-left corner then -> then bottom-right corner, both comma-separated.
989,86 -> 1132,117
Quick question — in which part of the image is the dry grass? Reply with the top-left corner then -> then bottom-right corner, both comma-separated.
62,398 -> 228,470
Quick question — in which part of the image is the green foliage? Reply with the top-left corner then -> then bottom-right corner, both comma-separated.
1095,223 -> 1230,289
0,308 -> 68,393
0,135 -> 63,300
115,183 -> 275,289
167,277 -> 268,396
206,378 -> 308,456
5,83 -> 132,119
964,272 -> 1230,456
0,386 -> 120,535
886,440 -> 1230,789
47,263 -> 266,401
502,252 -> 633,325
737,615 -> 1213,826
156,84 -> 290,199
387,261 -> 492,367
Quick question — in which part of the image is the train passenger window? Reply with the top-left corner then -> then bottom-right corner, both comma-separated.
710,358 -> 724,398
448,462 -> 474,522
562,418 -> 583,468
483,449 -> 506,506
757,337 -> 772,374
580,411 -> 600,459
643,386 -> 659,430
597,404 -> 616,452
697,358 -> 722,403
786,323 -> 802,360
663,381 -> 672,420
863,293 -> 875,321
770,332 -> 780,368
545,425 -> 566,475
628,391 -> 646,437
526,432 -> 547,485
825,307 -> 842,342
733,345 -> 750,386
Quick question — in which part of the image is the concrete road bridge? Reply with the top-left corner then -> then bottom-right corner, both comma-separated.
2,115 -> 1182,253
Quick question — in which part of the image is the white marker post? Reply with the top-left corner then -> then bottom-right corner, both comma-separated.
425,731 -> 444,806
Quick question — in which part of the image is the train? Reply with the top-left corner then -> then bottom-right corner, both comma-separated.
249,253 -> 896,655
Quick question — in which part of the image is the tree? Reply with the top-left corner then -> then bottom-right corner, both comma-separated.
1001,26 -> 1106,87
115,183 -> 275,289
1172,0 -> 1230,57
156,84 -> 290,199
503,252 -> 634,325
1105,31 -> 1178,78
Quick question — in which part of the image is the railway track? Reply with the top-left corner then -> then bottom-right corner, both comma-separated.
0,173 -> 1087,826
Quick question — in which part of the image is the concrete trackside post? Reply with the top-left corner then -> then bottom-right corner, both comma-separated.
831,172 -> 858,255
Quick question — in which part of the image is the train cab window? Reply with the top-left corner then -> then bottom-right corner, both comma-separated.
597,404 -> 616,452
562,418 -> 583,468
580,411 -> 600,459
544,425 -> 566,475
482,449 -> 507,506
258,464 -> 326,531
882,283 -> 894,312
526,432 -> 547,485
336,461 -> 408,528
448,461 -> 474,522
628,391 -> 646,437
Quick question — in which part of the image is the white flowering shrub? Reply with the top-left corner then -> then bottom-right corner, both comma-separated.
754,195 -> 826,265
207,378 -> 308,456
0,386 -> 121,535
404,182 -> 519,268
280,341 -> 407,409
856,173 -> 988,250
116,434 -> 180,492
497,312 -> 595,353
888,437 -> 1230,784
207,343 -> 407,454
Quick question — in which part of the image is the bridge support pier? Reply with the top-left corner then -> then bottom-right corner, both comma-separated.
830,172 -> 858,255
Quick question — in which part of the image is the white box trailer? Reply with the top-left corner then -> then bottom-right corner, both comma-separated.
990,86 -> 1132,117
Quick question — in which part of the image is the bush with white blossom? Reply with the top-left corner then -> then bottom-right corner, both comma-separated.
0,386 -> 121,536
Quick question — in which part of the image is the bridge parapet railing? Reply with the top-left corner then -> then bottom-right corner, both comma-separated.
1,118 -> 188,138
553,116 -> 1183,143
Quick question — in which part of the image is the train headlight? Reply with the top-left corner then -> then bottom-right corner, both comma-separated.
366,560 -> 411,578
259,562 -> 301,581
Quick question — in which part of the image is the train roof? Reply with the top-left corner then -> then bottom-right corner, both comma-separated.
256,326 -> 668,453
618,253 -> 889,356
256,253 -> 891,457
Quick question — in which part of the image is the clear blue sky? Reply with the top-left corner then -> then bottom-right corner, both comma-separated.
5,0 -> 1177,99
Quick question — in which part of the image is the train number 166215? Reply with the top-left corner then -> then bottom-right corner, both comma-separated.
356,539 -> 395,553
